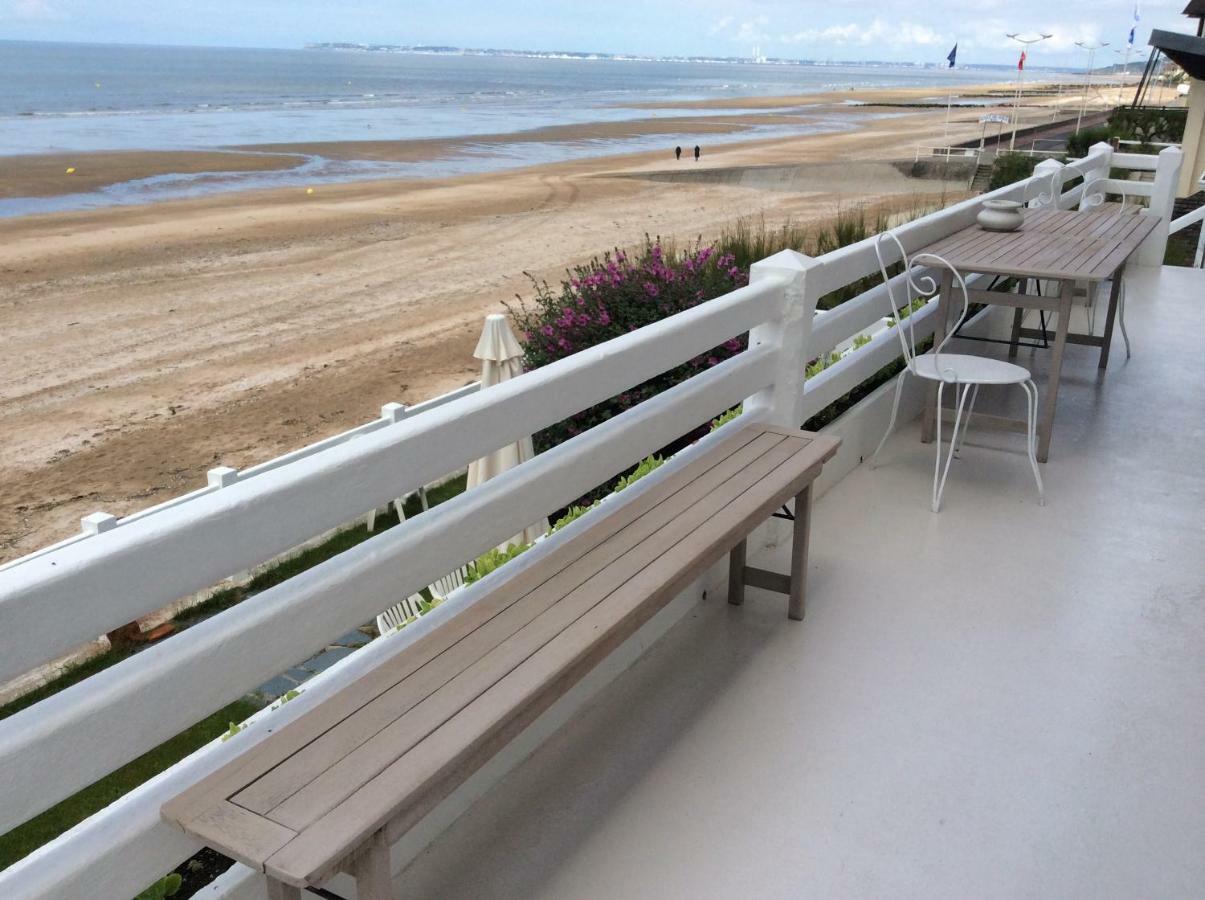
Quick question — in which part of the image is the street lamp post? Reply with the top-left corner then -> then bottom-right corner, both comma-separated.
1075,40 -> 1109,133
1006,32 -> 1053,151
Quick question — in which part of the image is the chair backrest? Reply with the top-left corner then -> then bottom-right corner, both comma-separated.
430,564 -> 468,600
874,230 -> 971,384
376,593 -> 426,635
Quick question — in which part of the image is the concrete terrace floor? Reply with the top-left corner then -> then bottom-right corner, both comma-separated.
396,265 -> 1205,900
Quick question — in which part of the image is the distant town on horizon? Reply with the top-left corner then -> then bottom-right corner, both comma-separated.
305,41 -> 1101,72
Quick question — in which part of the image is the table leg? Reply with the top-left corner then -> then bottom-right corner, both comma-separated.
1008,308 -> 1024,358
921,269 -> 954,444
1098,263 -> 1125,370
1037,279 -> 1074,463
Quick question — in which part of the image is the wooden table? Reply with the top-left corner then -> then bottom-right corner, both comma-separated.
162,426 -> 838,899
915,207 -> 1159,462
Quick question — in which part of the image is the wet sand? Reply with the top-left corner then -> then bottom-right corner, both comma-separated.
0,82 -> 1063,559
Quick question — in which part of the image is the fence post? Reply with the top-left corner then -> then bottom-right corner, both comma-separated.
1077,142 -> 1114,211
80,512 -> 117,536
746,250 -> 821,430
1137,146 -> 1184,267
380,402 -> 406,423
1030,158 -> 1065,209
206,466 -> 239,489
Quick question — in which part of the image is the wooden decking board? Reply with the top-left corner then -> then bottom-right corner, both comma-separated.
232,433 -> 790,819
263,437 -> 832,886
258,436 -> 805,833
163,428 -> 765,834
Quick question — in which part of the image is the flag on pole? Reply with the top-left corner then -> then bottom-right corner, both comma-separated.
1018,49 -> 1027,70
947,43 -> 958,68
1128,4 -> 1139,48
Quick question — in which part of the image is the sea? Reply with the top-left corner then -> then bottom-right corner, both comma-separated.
1,41 -> 1001,215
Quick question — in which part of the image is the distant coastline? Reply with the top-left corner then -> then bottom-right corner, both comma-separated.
303,42 -> 1040,73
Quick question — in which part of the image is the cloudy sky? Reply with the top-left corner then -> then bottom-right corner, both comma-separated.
1,0 -> 1198,68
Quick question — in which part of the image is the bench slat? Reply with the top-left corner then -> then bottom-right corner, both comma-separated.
162,427 -> 766,833
163,425 -> 838,889
256,434 -> 801,833
265,434 -> 833,885
232,432 -> 788,819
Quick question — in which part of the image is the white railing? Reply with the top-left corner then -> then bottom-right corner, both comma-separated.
913,145 -> 980,162
0,383 -> 481,577
0,143 -> 1184,900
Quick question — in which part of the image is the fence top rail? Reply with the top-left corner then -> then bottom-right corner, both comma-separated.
0,277 -> 784,684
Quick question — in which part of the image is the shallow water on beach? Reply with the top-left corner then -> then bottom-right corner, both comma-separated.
1,42 -> 994,213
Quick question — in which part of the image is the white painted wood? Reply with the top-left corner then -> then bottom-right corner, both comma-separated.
0,348 -> 774,833
1137,147 -> 1184,266
1111,152 -> 1160,171
0,281 -> 778,685
1100,179 -> 1154,198
746,251 -> 816,428
802,302 -> 938,421
1168,203 -> 1205,236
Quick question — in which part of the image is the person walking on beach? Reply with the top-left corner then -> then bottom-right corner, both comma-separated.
693,145 -> 700,162
675,145 -> 681,160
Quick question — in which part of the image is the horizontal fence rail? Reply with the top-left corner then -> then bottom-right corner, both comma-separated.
0,279 -> 781,686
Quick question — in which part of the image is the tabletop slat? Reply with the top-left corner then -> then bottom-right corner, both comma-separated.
918,207 -> 1159,281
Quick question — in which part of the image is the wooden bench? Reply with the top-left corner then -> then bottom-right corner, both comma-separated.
161,424 -> 839,899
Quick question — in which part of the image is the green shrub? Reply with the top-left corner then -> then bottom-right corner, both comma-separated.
989,153 -> 1044,190
507,238 -> 748,456
1067,126 -> 1112,159
134,874 -> 182,900
709,404 -> 743,431
464,542 -> 531,586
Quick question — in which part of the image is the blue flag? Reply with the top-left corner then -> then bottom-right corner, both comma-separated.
947,43 -> 957,68
1129,3 -> 1139,48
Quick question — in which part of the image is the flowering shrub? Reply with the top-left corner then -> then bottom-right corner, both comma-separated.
508,238 -> 748,454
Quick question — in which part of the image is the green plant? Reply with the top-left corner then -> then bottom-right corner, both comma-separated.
613,455 -> 664,492
464,542 -> 531,586
988,152 -> 1045,190
219,721 -> 247,742
852,333 -> 872,350
134,873 -> 182,900
709,404 -> 743,431
1067,126 -> 1112,159
551,502 -> 600,532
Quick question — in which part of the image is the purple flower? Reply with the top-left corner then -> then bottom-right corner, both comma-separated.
644,282 -> 660,298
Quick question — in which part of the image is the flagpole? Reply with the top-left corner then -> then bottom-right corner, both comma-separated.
1005,33 -> 1052,152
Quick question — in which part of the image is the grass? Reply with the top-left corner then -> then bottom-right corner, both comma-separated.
0,696 -> 261,871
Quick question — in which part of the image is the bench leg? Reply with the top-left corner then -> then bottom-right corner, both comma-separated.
728,539 -> 746,606
265,879 -> 301,900
352,829 -> 395,900
788,485 -> 813,622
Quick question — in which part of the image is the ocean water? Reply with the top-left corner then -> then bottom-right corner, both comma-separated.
1,41 -> 997,214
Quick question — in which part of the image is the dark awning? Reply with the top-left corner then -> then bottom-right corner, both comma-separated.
1150,29 -> 1205,79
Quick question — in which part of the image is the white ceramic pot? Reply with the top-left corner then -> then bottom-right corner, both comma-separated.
977,200 -> 1024,232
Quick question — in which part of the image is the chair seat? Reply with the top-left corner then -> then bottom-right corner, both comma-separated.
913,353 -> 1031,386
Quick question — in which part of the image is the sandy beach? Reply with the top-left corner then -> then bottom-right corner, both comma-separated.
0,80 -> 1106,559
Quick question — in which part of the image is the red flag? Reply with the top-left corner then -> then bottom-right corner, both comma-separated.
1018,49 -> 1027,70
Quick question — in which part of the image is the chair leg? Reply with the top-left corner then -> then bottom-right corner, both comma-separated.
1117,281 -> 1131,360
932,382 -> 971,513
1008,308 -> 1024,358
1021,380 -> 1045,506
869,370 -> 908,469
953,383 -> 979,457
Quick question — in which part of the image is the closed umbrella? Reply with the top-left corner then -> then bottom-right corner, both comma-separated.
467,314 -> 549,547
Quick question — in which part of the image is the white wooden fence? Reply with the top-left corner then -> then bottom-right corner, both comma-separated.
0,142 -> 1183,900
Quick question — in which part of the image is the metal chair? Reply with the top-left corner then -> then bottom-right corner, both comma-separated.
869,231 -> 1045,512
374,564 -> 469,635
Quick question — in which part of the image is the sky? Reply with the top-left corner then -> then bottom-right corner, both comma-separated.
0,0 -> 1199,68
